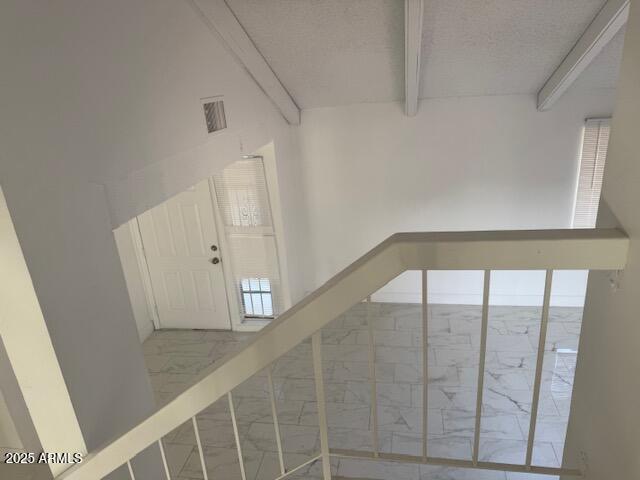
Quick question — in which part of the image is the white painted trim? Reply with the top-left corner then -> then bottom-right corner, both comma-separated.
228,392 -> 247,480
128,219 -> 160,331
267,368 -> 285,475
253,145 -> 293,310
371,291 -> 587,307
365,297 -> 379,457
208,178 -> 243,331
157,440 -> 171,480
537,0 -> 629,111
55,229 -> 628,480
192,417 -> 209,480
126,460 -> 136,480
526,270 -> 553,466
189,0 -> 300,125
421,271 -> 428,460
405,0 -> 424,116
209,150 -> 292,332
472,270 -> 490,465
312,332 -> 332,480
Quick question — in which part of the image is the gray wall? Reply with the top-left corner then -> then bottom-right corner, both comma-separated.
297,88 -> 616,298
563,1 -> 640,478
0,1 -> 303,478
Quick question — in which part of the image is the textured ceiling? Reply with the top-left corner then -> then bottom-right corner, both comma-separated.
225,0 -> 404,109
419,0 -> 607,98
226,0 -> 622,108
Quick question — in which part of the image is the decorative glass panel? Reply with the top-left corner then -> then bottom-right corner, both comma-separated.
213,157 -> 283,320
213,159 -> 273,228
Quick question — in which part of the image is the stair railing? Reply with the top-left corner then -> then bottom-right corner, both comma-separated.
55,229 -> 628,480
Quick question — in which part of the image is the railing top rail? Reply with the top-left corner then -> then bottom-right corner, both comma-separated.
56,228 -> 628,480
390,227 -> 627,242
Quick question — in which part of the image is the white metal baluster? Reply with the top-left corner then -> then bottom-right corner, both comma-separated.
228,392 -> 247,480
267,366 -> 286,475
273,455 -> 322,480
422,270 -> 429,460
526,269 -> 553,467
366,296 -> 380,457
473,270 -> 491,465
192,416 -> 209,480
158,439 -> 171,480
126,460 -> 136,480
312,331 -> 332,480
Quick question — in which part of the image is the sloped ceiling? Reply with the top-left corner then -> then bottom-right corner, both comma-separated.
226,0 -> 623,109
419,0 -> 607,98
572,26 -> 626,92
225,0 -> 404,109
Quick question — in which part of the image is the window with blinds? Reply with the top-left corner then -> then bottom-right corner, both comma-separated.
573,118 -> 611,228
213,158 -> 283,320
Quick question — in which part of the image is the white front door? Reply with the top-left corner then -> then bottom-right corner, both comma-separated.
138,179 -> 231,330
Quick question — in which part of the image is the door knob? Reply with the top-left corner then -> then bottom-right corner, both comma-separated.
211,245 -> 218,251
211,257 -> 220,265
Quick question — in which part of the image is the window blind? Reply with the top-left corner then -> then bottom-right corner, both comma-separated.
213,159 -> 283,319
573,118 -> 610,228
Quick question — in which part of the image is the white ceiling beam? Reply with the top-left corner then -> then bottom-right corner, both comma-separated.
537,0 -> 629,111
190,0 -> 301,125
405,0 -> 424,116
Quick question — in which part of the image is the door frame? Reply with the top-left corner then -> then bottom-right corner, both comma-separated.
207,177 -> 247,331
130,148 -> 291,332
131,184 -> 233,331
128,218 -> 161,331
207,151 -> 292,332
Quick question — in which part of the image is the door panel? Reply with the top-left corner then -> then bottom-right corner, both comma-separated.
138,180 -> 231,330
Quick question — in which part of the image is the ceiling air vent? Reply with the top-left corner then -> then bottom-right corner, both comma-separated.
202,98 -> 227,134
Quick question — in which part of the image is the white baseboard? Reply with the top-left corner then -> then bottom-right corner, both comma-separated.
371,292 -> 422,304
371,291 -> 586,307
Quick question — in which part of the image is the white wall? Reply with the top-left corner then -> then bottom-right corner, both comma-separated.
114,222 -> 155,343
0,1 -> 305,477
383,269 -> 588,307
562,2 -> 640,478
0,187 -> 86,475
297,88 -> 615,305
0,336 -> 42,458
0,388 -> 22,454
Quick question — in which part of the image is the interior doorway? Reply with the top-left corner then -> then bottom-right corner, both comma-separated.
137,179 -> 231,330
118,152 -> 289,333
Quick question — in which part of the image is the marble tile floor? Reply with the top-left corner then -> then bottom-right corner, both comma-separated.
143,302 -> 582,480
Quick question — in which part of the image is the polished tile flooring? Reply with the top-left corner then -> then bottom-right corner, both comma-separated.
144,302 -> 582,480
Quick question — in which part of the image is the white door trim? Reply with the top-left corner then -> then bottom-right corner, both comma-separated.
128,218 -> 161,331
209,151 -> 292,332
256,145 -> 293,310
130,149 -> 290,333
208,177 -> 244,330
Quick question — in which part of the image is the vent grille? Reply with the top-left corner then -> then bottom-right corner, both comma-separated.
203,100 -> 227,134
